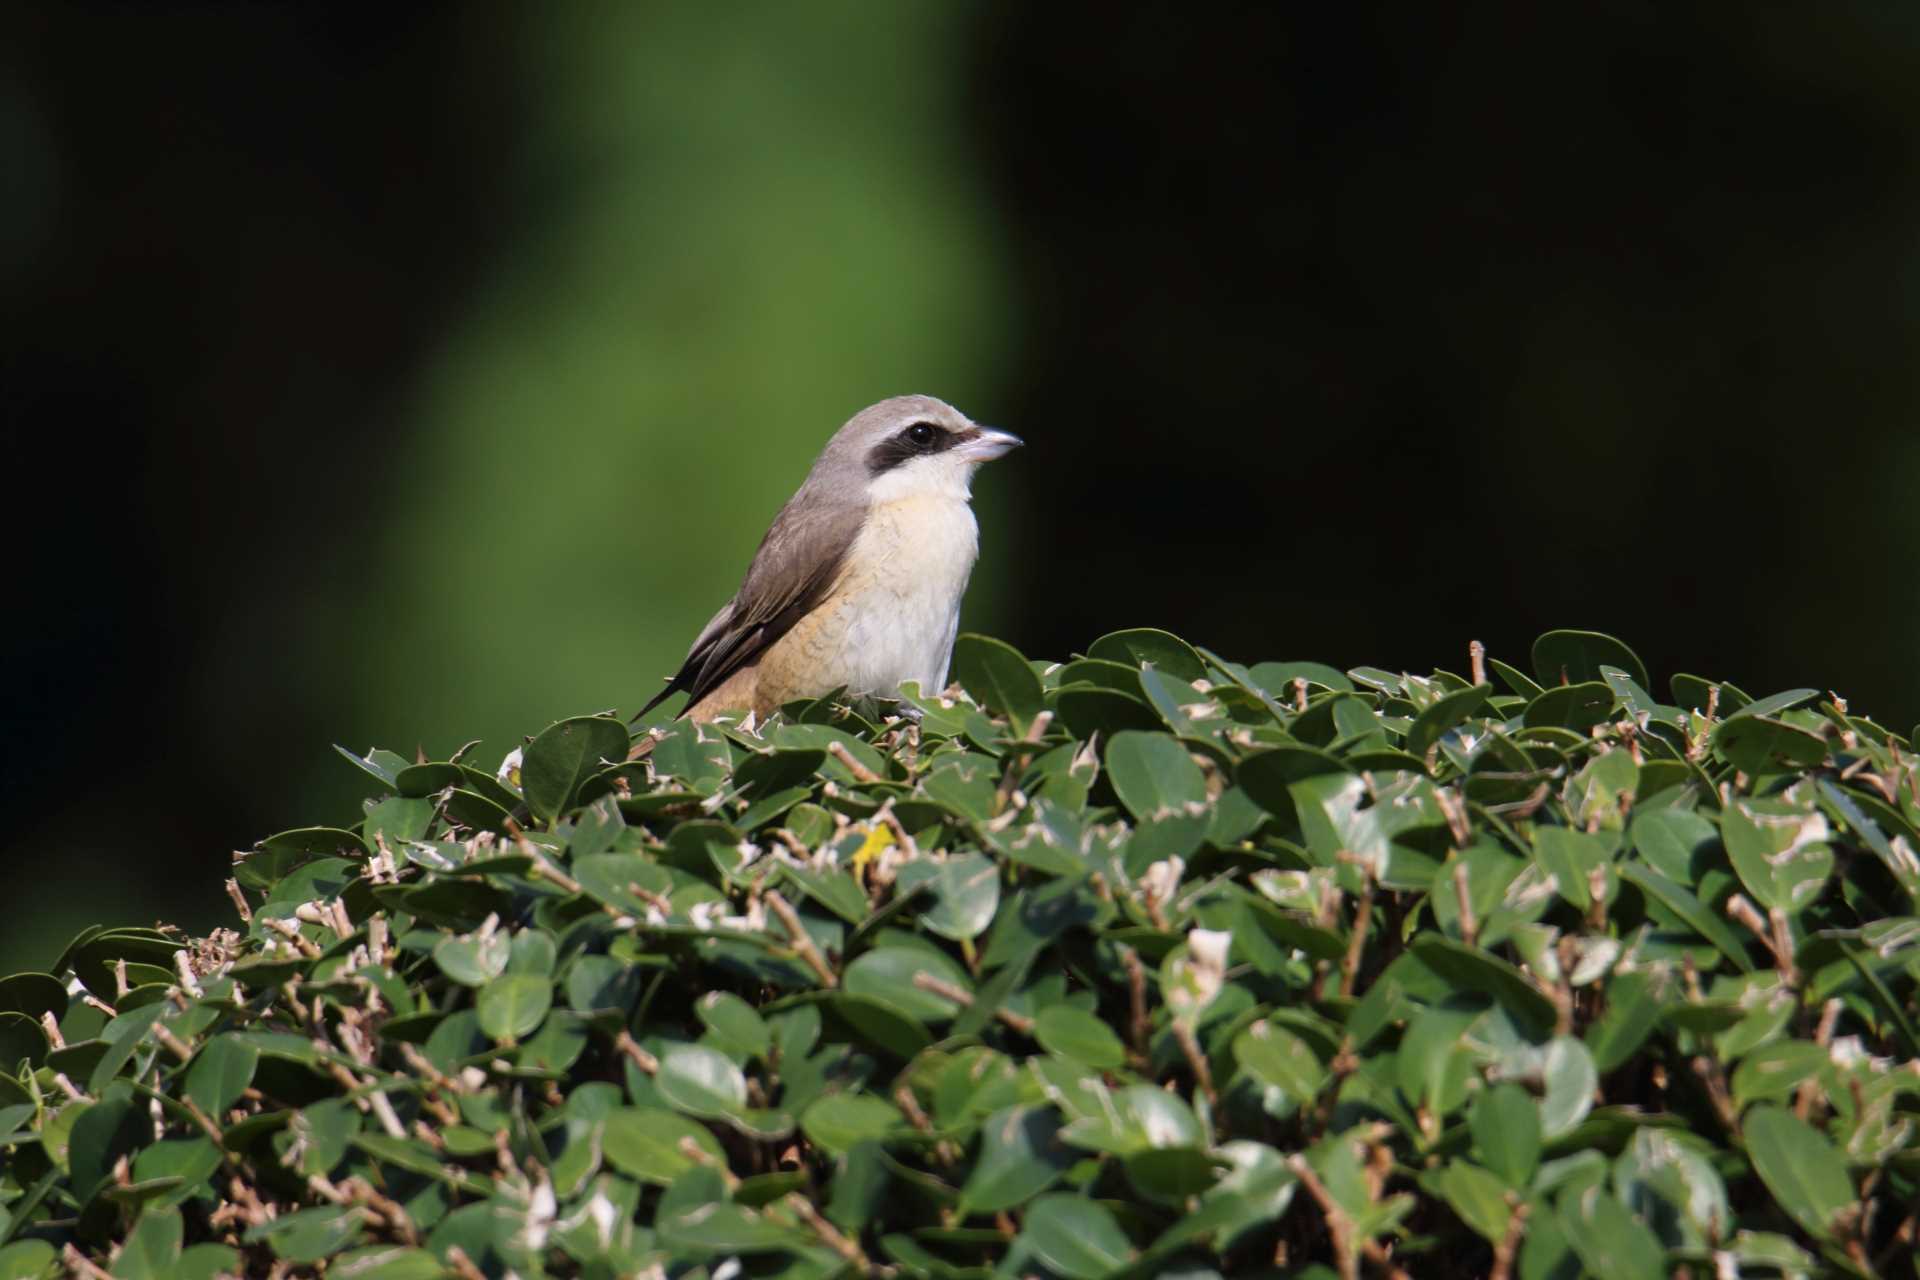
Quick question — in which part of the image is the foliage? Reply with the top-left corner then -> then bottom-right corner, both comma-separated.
4,628 -> 1920,1279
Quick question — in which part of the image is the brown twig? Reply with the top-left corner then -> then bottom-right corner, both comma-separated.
1488,1197 -> 1530,1280
1727,895 -> 1796,985
153,1024 -> 194,1062
1339,865 -> 1375,1000
786,1193 -> 872,1274
519,839 -> 583,895
911,973 -> 1034,1034
1468,640 -> 1487,688
1174,1021 -> 1218,1108
1434,787 -> 1471,849
1120,945 -> 1151,1062
62,1245 -> 117,1280
613,1030 -> 659,1075
826,740 -> 882,784
765,890 -> 837,987
991,709 -> 1054,816
1452,861 -> 1477,947
1691,1056 -> 1741,1136
894,1085 -> 958,1165
1287,1154 -> 1361,1280
873,798 -> 920,862
445,1246 -> 488,1280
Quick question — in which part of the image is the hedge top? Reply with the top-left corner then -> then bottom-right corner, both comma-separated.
2,627 -> 1918,1280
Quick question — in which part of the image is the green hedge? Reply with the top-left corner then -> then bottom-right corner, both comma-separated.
3,628 -> 1918,1280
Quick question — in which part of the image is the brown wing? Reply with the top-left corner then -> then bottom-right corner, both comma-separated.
635,494 -> 866,720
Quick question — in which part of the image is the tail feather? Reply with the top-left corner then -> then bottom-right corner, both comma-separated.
630,679 -> 682,723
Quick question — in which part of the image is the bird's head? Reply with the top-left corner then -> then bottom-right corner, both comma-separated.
815,395 -> 1022,504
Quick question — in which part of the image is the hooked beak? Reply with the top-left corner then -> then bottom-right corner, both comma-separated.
957,426 -> 1023,463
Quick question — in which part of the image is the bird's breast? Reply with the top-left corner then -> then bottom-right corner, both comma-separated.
759,496 -> 979,708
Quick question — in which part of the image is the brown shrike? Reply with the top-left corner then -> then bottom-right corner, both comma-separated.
636,396 -> 1022,723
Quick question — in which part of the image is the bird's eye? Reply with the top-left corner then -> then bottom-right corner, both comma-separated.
905,422 -> 937,447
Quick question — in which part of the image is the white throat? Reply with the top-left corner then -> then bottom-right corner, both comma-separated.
831,465 -> 981,698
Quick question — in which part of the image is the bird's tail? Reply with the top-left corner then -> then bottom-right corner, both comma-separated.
630,680 -> 681,724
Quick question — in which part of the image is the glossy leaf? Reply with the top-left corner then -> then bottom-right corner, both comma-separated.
1019,1195 -> 1135,1279
1743,1107 -> 1855,1241
475,973 -> 552,1042
952,633 -> 1044,728
522,715 -> 630,825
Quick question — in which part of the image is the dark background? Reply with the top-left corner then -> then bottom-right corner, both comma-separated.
7,1 -> 1918,970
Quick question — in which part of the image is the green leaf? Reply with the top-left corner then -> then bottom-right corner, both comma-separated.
658,1191 -> 806,1254
1818,779 -> 1920,905
363,795 -> 433,849
1629,807 -> 1716,883
522,715 -> 630,825
574,852 -> 677,917
1235,744 -> 1350,821
1729,688 -> 1821,720
802,1093 -> 902,1157
896,852 -> 1000,941
1731,1039 -> 1826,1108
432,930 -> 510,987
0,1242 -> 57,1280
1619,864 -> 1753,973
831,994 -> 933,1060
1105,731 -> 1208,817
655,1043 -> 749,1118
1054,685 -> 1163,738
278,1099 -> 359,1178
69,1096 -> 146,1202
1721,796 -> 1833,915
843,946 -> 973,1025
1743,1106 -> 1856,1241
1034,1006 -> 1126,1070
474,973 -> 552,1043
1406,683 -> 1491,759
1018,1195 -> 1135,1280
1233,1019 -> 1326,1105
0,973 -> 68,1024
1523,682 -> 1619,733
1612,1128 -> 1729,1249
1057,1082 -> 1204,1156
507,927 -> 557,976
1585,971 -> 1660,1074
1712,715 -> 1828,775
0,1013 -> 48,1073
1156,1140 -> 1298,1256
697,992 -> 773,1060
1434,1161 -> 1513,1243
952,633 -> 1044,728
1088,628 -> 1207,682
958,1105 -> 1073,1215
248,1206 -> 369,1265
327,1247 -> 449,1280
602,1106 -> 726,1185
1556,1184 -> 1666,1280
1248,659 -> 1354,695
1532,826 -> 1613,911
1532,630 -> 1649,692
1470,1082 -> 1540,1188
1408,937 -> 1557,1039
1539,1036 -> 1600,1140
647,719 -> 733,793
184,1035 -> 259,1118
110,1207 -> 182,1280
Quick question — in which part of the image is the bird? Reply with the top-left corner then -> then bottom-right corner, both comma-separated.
635,395 -> 1022,724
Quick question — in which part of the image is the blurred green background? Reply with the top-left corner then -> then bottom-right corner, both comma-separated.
8,1 -> 1920,972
